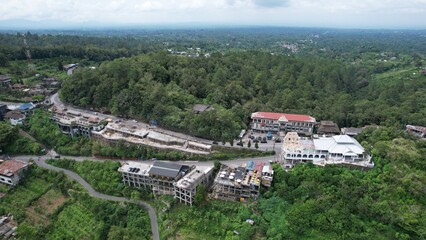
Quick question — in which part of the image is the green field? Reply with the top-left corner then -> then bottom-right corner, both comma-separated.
47,203 -> 104,240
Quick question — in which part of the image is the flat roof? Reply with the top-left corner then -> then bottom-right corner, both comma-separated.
118,161 -> 151,176
0,160 -> 28,177
175,166 -> 213,189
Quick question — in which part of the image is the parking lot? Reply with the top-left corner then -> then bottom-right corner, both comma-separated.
237,130 -> 283,154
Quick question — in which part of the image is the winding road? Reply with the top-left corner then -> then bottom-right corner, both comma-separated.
34,158 -> 160,240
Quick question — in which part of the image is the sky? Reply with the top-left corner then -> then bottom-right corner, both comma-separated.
0,0 -> 425,29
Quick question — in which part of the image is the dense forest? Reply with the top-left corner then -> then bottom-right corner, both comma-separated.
60,50 -> 425,142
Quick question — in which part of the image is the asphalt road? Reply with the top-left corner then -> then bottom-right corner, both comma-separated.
34,158 -> 160,240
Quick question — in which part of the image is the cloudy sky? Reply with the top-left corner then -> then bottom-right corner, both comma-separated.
0,0 -> 425,29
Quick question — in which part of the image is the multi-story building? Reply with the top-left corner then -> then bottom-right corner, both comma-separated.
281,132 -> 373,168
211,161 -> 274,201
174,166 -> 213,206
51,108 -> 106,137
118,161 -> 213,206
251,112 -> 316,135
0,160 -> 30,186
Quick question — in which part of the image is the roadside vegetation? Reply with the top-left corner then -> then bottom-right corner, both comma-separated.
0,122 -> 43,155
0,164 -> 152,239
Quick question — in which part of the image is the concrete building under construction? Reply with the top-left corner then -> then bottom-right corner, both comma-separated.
211,161 -> 274,201
118,161 -> 213,206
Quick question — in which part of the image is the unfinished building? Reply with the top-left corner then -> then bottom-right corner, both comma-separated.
174,166 -> 213,206
92,122 -> 212,154
118,161 -> 213,205
51,108 -> 106,137
211,161 -> 274,201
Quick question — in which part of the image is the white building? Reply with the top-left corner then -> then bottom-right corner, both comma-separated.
174,166 -> 213,206
118,161 -> 213,206
4,111 -> 25,125
0,160 -> 29,186
281,132 -> 373,168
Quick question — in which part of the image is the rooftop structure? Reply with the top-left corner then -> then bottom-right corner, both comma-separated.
341,127 -> 363,137
119,161 -> 212,205
281,132 -> 373,168
211,161 -> 274,201
192,104 -> 213,114
0,215 -> 17,240
251,111 -> 316,135
406,124 -> 426,139
0,160 -> 30,186
317,121 -> 340,136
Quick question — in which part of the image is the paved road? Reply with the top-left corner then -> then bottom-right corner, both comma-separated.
33,158 -> 160,240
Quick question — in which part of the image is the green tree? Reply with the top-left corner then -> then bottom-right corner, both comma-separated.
247,140 -> 251,148
255,142 -> 259,150
194,184 -> 206,206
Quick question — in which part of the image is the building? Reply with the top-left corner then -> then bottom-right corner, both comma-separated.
51,108 -> 106,137
148,161 -> 191,195
192,104 -> 213,114
118,161 -> 213,205
281,132 -> 373,168
0,215 -> 18,240
0,104 -> 7,121
0,160 -> 29,186
4,110 -> 25,125
9,83 -> 25,90
317,121 -> 340,136
63,64 -> 77,75
92,122 -> 212,154
341,127 -> 363,137
211,161 -> 274,201
18,102 -> 35,115
174,165 -> 213,206
406,125 -> 426,139
251,112 -> 316,135
0,75 -> 12,86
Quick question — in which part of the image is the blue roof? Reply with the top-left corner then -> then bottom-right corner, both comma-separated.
246,161 -> 255,171
19,103 -> 34,110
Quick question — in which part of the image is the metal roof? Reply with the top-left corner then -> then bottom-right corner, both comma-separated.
148,161 -> 188,179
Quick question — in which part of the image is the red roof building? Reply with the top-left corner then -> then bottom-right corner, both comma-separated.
251,112 -> 316,135
0,160 -> 29,186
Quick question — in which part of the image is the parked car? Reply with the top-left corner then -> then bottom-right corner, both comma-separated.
253,138 -> 259,143
261,137 -> 267,143
275,137 -> 282,143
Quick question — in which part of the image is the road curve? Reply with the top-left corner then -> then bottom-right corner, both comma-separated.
35,159 -> 160,240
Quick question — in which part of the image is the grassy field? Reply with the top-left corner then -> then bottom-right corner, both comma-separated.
46,203 -> 104,240
25,189 -> 66,226
0,165 -> 151,239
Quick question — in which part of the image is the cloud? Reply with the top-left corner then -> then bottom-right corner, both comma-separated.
252,0 -> 290,8
0,0 -> 424,28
